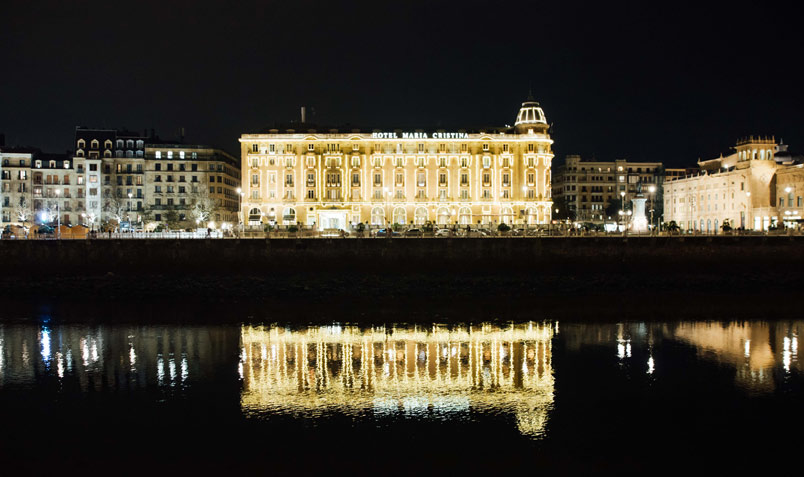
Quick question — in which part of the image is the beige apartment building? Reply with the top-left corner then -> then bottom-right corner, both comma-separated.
239,98 -> 554,230
553,156 -> 679,225
663,137 -> 788,232
144,143 -> 240,228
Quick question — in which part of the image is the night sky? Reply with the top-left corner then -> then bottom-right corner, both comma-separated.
1,0 -> 801,167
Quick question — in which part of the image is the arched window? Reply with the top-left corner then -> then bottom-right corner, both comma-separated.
501,206 -> 514,225
527,207 -> 538,225
90,139 -> 99,149
714,219 -> 718,234
116,140 -> 124,148
248,208 -> 262,225
414,207 -> 428,225
458,207 -> 471,225
393,207 -> 406,225
77,139 -> 86,149
371,207 -> 385,226
706,219 -> 711,233
136,140 -> 144,149
436,207 -> 450,226
126,140 -> 134,148
700,219 -> 704,231
283,207 -> 296,225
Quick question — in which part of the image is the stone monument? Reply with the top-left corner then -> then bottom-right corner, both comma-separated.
631,182 -> 648,232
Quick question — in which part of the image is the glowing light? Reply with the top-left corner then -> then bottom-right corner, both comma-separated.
157,354 -> 165,385
169,357 -> 177,384
783,337 -> 791,372
56,352 -> 64,378
181,355 -> 189,382
647,356 -> 655,374
744,340 -> 750,358
40,328 -> 51,363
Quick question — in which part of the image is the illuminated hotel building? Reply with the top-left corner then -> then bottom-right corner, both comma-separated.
239,98 -> 553,229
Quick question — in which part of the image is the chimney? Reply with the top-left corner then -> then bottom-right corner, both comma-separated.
301,106 -> 306,124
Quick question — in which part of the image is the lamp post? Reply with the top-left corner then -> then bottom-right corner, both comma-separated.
127,192 -> 133,233
55,189 -> 61,239
648,185 -> 656,232
236,187 -> 244,234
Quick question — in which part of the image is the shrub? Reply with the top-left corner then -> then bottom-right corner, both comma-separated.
498,223 -> 511,233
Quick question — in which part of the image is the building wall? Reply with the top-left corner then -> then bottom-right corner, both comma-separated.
238,131 -> 554,229
553,156 -> 665,224
144,145 -> 241,228
663,138 -> 779,232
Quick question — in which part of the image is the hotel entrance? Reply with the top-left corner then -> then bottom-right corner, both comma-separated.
318,210 -> 349,231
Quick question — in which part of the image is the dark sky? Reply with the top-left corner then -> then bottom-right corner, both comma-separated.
1,0 -> 801,167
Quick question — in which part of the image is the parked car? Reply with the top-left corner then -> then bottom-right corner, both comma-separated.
321,228 -> 349,238
434,228 -> 451,237
405,228 -> 423,237
477,228 -> 493,237
373,228 -> 400,237
36,224 -> 55,236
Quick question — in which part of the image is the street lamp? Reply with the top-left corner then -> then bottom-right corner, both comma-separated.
127,192 -> 133,233
648,185 -> 657,231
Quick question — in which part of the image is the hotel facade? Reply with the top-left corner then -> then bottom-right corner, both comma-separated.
239,99 -> 554,230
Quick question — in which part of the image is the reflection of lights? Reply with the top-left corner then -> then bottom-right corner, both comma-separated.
783,337 -> 791,372
181,355 -> 189,382
744,340 -> 750,358
169,356 -> 177,384
56,352 -> 64,378
81,339 -> 89,366
240,323 -> 555,438
157,354 -> 165,386
40,327 -> 51,362
129,345 -> 136,367
647,356 -> 655,374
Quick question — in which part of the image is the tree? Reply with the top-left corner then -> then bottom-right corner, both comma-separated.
721,219 -> 732,233
190,190 -> 217,226
104,197 -> 127,225
664,220 -> 680,234
604,197 -> 630,219
498,222 -> 511,233
14,196 -> 32,226
164,209 -> 180,230
554,197 -> 576,221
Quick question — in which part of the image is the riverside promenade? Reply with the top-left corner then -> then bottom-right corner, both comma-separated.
1,236 -> 801,320
1,235 -> 802,275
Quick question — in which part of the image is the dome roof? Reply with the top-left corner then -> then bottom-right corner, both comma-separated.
515,100 -> 547,126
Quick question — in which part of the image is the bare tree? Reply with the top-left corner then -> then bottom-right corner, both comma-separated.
104,197 -> 127,224
14,196 -> 32,225
190,189 -> 217,226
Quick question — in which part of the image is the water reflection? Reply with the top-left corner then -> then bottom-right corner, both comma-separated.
0,323 -> 236,393
0,319 -> 802,442
239,322 -> 555,437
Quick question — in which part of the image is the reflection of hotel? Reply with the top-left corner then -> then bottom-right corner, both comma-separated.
239,98 -> 554,230
240,323 -> 555,437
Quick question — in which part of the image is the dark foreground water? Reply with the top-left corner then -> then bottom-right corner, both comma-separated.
0,317 -> 802,474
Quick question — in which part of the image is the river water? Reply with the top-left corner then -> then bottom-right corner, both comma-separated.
0,318 -> 801,473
